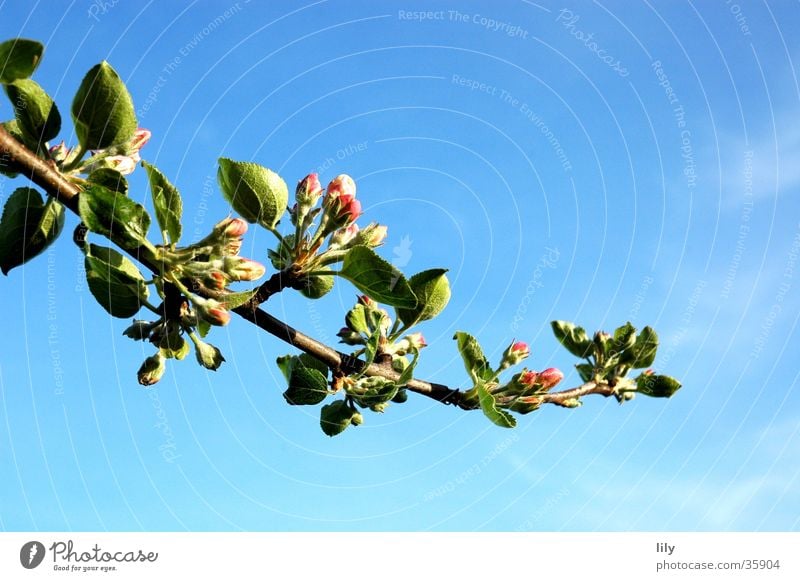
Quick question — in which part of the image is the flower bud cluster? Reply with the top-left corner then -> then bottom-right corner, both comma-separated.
82,128 -> 151,176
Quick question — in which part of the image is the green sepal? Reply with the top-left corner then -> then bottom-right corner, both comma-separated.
142,161 -> 182,245
0,188 -> 65,274
84,243 -> 149,318
339,246 -> 417,309
0,39 -> 43,84
71,61 -> 137,150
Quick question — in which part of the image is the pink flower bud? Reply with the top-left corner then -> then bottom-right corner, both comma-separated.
338,197 -> 362,222
358,295 -> 375,308
195,297 -> 231,326
502,340 -> 530,366
325,174 -> 356,203
49,141 -> 69,163
519,370 -> 538,388
296,173 -> 323,206
224,256 -> 266,281
205,270 -> 230,291
105,155 -> 138,175
330,223 -> 359,247
407,332 -> 427,350
538,368 -> 564,390
223,217 -> 248,237
129,128 -> 151,152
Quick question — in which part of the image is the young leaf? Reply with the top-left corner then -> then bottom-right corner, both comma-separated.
296,270 -> 334,299
320,400 -> 357,437
551,320 -> 592,358
575,363 -> 594,383
217,158 -> 288,230
284,359 -> 329,406
84,244 -> 149,318
142,161 -> 182,244
345,303 -> 369,334
635,373 -> 681,398
0,39 -> 43,84
4,79 -> 61,143
612,322 -> 636,353
87,168 -> 128,195
477,382 -> 516,428
623,326 -> 658,368
219,288 -> 257,310
71,61 -> 137,150
352,377 -> 398,409
453,331 -> 492,383
339,246 -> 417,309
78,184 -> 150,251
396,350 -> 420,387
397,268 -> 451,327
0,188 -> 65,274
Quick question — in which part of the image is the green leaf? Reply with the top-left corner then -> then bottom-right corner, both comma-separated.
4,79 -> 61,143
217,158 -> 288,230
297,269 -> 334,299
551,320 -> 593,358
575,363 -> 594,383
397,350 -> 420,387
84,243 -> 149,318
351,376 -> 398,409
159,337 -> 189,360
284,358 -> 329,406
339,246 -> 417,309
397,268 -> 451,327
623,326 -> 658,368
0,188 -> 65,274
477,382 -> 516,428
196,318 -> 211,338
612,322 -> 637,353
219,288 -> 257,310
78,184 -> 150,251
71,61 -> 137,150
87,168 -> 128,195
0,39 -> 43,84
320,400 -> 357,437
142,161 -> 182,244
635,373 -> 681,398
345,303 -> 369,334
453,331 -> 492,383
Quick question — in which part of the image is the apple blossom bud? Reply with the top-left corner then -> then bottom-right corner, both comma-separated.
123,320 -> 154,341
195,297 -> 230,326
330,223 -> 359,247
502,341 -> 530,367
353,222 -> 387,247
223,256 -> 266,281
137,353 -> 166,386
338,197 -> 362,222
296,173 -> 323,206
224,236 -> 243,256
518,370 -> 538,388
129,128 -> 151,152
195,340 -> 225,371
105,154 -> 138,175
325,174 -> 356,203
204,270 -> 230,291
49,141 -> 69,164
406,332 -> 427,351
538,367 -> 564,390
358,295 -> 375,308
213,217 -> 248,238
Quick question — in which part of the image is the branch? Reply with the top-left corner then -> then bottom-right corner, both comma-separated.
0,125 -> 615,410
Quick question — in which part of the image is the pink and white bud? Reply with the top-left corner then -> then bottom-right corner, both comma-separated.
224,236 -> 243,256
195,297 -> 231,326
358,295 -> 375,308
223,256 -> 266,281
223,217 -> 248,237
325,174 -> 356,204
353,222 -> 387,247
538,367 -> 564,390
406,332 -> 427,350
296,173 -> 324,206
518,370 -> 538,388
502,340 -> 530,367
204,270 -> 230,291
338,197 -> 362,222
129,128 -> 151,152
49,141 -> 69,164
330,223 -> 359,247
105,155 -> 138,175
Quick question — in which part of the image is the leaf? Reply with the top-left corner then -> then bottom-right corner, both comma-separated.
0,188 -> 65,274
396,350 -> 420,387
397,268 -> 451,327
345,303 -> 369,334
84,243 -> 149,318
78,184 -> 150,250
353,377 -> 399,409
71,61 -> 137,150
623,326 -> 658,368
320,400 -> 356,437
87,168 -> 128,195
0,39 -> 43,83
142,161 -> 182,244
284,358 -> 329,406
196,318 -> 211,338
635,374 -> 681,398
4,79 -> 61,143
551,320 -> 593,358
217,158 -> 288,230
612,322 -> 636,353
575,363 -> 594,383
219,288 -> 257,310
339,246 -> 417,309
453,331 -> 492,383
477,382 -> 516,428
297,269 -> 334,299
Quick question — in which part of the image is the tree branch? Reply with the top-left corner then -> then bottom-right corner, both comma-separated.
0,125 -> 615,411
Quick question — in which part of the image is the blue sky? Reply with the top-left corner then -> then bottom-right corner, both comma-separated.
1,0 -> 799,531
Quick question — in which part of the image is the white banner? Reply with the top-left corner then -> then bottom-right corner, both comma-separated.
1,533 -> 797,580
